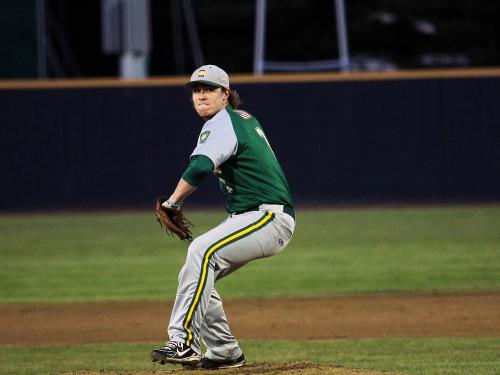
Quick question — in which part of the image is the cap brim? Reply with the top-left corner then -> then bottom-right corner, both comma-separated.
184,80 -> 226,90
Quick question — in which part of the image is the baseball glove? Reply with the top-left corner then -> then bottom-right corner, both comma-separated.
155,197 -> 193,241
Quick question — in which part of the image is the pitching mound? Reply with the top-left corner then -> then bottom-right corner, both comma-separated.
61,362 -> 400,374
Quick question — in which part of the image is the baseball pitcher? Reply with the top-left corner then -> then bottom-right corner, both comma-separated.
151,65 -> 295,369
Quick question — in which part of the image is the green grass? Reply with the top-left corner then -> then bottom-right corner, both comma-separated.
1,337 -> 499,375
1,206 -> 499,375
1,206 -> 500,303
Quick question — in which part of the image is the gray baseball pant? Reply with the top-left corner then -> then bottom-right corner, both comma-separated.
167,205 -> 295,361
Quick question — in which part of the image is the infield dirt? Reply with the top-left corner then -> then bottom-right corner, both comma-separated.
2,292 -> 499,346
3,292 -> 500,375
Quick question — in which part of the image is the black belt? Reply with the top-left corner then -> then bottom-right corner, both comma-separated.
233,205 -> 295,220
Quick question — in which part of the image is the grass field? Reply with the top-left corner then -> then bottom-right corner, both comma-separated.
1,206 -> 499,303
1,205 -> 499,374
1,338 -> 500,375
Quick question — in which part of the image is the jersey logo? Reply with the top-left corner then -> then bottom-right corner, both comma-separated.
234,109 -> 252,120
199,130 -> 210,144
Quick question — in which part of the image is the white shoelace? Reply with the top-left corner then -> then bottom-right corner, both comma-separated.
162,341 -> 180,350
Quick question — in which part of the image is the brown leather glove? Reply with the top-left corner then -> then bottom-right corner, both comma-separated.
155,197 -> 193,241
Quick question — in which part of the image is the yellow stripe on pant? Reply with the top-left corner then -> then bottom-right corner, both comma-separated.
182,211 -> 274,346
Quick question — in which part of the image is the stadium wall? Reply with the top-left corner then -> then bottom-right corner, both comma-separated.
1,69 -> 499,210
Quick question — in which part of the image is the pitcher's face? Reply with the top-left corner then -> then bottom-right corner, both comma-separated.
192,85 -> 229,119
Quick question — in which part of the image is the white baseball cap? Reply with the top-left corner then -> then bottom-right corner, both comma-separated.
187,65 -> 230,89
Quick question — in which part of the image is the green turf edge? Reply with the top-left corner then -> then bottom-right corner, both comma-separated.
1,337 -> 499,375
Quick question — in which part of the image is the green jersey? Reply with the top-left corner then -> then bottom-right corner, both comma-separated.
191,105 -> 293,213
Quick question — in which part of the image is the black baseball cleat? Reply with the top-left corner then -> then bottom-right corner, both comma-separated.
195,353 -> 246,369
150,341 -> 200,365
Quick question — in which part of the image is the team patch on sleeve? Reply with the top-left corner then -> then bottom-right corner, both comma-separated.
199,130 -> 211,144
234,109 -> 252,120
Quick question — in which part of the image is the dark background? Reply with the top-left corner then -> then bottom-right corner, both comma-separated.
1,76 -> 499,211
1,1 -> 499,211
2,0 -> 500,78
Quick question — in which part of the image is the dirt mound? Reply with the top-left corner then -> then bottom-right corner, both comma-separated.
60,362 -> 400,375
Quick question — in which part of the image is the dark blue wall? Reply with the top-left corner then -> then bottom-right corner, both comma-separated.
1,77 -> 499,210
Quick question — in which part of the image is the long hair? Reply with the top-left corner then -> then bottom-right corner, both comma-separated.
227,89 -> 241,109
